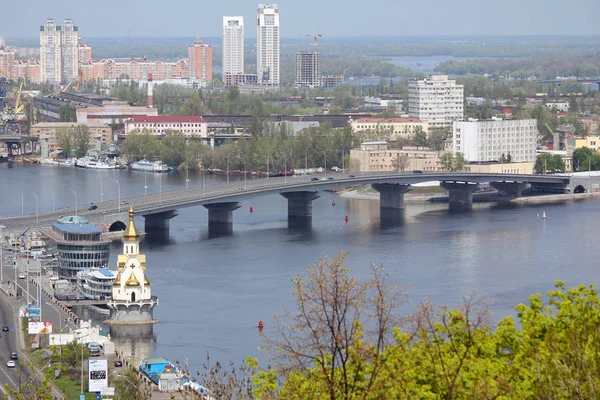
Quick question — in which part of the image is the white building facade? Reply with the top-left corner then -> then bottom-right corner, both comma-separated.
40,19 -> 62,84
222,16 -> 245,76
125,116 -> 208,138
295,51 -> 320,88
60,19 -> 79,83
257,4 -> 280,86
409,74 -> 464,127
453,118 -> 538,163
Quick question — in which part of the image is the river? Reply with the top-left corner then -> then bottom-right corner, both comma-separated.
0,163 -> 597,373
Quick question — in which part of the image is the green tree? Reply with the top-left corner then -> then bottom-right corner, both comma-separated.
572,146 -> 594,171
73,125 -> 91,158
3,361 -> 54,400
413,126 -> 427,147
56,128 -> 74,159
113,366 -> 151,400
534,153 -> 565,174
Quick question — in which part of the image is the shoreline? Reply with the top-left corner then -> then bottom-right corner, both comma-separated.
337,186 -> 600,205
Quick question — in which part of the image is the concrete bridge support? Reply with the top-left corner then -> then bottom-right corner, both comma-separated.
144,210 -> 179,231
371,183 -> 412,210
441,182 -> 480,212
280,191 -> 321,229
203,202 -> 241,236
490,181 -> 531,197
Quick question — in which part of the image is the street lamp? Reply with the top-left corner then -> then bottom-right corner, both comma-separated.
186,165 -> 190,190
45,302 -> 62,366
32,193 -> 39,227
70,189 -> 78,216
226,155 -> 231,184
0,224 -> 5,285
159,173 -> 162,205
317,148 -> 327,177
239,156 -> 247,190
112,179 -> 121,213
144,171 -> 148,196
77,331 -> 91,396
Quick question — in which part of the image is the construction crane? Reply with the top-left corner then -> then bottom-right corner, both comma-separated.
305,33 -> 322,53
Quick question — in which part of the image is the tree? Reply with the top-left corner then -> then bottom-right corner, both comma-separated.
441,152 -> 454,171
73,125 -> 91,158
56,128 -> 74,159
113,366 -> 151,400
3,361 -> 54,400
266,251 -> 406,400
61,340 -> 90,373
413,126 -> 427,147
392,153 -> 410,172
427,127 -> 450,151
572,146 -> 594,171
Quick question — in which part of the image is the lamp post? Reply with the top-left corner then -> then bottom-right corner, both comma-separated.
70,189 -> 78,216
0,224 -> 4,285
78,331 -> 91,396
45,301 -> 62,366
186,165 -> 190,190
318,148 -> 327,177
284,153 -> 288,185
112,179 -> 121,213
32,193 -> 39,228
144,172 -> 148,196
159,173 -> 162,205
239,156 -> 247,190
226,155 -> 230,184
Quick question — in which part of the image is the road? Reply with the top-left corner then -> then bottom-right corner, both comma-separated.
0,288 -> 21,395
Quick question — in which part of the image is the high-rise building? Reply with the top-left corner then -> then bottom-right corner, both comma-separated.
40,19 -> 62,84
188,40 -> 212,84
408,74 -> 464,127
0,46 -> 15,80
222,16 -> 244,76
295,51 -> 320,88
0,37 -> 5,47
453,118 -> 538,162
257,4 -> 280,86
78,38 -> 92,63
60,19 -> 79,82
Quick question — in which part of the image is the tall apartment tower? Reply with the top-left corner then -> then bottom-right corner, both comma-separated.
188,40 -> 213,84
408,74 -> 464,127
78,38 -> 92,63
40,19 -> 62,84
60,19 -> 79,82
256,4 -> 280,86
295,51 -> 320,88
0,47 -> 15,81
222,16 -> 244,76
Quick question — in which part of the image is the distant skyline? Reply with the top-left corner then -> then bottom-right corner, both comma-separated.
1,0 -> 599,39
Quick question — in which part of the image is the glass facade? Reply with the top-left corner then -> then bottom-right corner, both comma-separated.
57,242 -> 111,279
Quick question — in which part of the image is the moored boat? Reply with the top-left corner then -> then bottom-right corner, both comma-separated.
130,160 -> 169,173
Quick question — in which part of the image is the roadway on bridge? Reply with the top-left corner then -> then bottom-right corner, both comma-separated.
0,171 -> 570,232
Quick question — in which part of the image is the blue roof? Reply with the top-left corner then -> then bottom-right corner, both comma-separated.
53,222 -> 101,235
99,269 -> 113,277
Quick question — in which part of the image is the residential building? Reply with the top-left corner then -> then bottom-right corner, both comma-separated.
125,116 -> 208,138
545,102 -> 570,112
188,40 -> 212,84
0,36 -> 5,47
453,118 -> 538,162
582,117 -> 600,135
13,59 -> 41,84
31,122 -> 113,152
84,58 -> 189,82
60,19 -> 79,82
351,118 -> 428,139
566,135 -> 600,155
257,4 -> 280,86
321,75 -> 344,88
0,46 -> 15,80
224,73 -> 259,87
222,17 -> 244,76
350,141 -> 444,172
408,74 -> 464,127
78,38 -> 92,63
463,162 -> 534,175
295,51 -> 320,88
40,19 -> 62,84
45,215 -> 111,280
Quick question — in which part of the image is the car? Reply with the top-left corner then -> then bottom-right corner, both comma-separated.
50,276 -> 60,281
311,177 -> 319,181
114,360 -> 123,367
412,170 -> 423,174
327,177 -> 334,180
2,325 -> 8,332
10,352 -> 18,360
120,200 -> 129,205
349,175 -> 356,179
319,177 -> 327,181
6,360 -> 15,368
88,204 -> 98,210
18,273 -> 25,279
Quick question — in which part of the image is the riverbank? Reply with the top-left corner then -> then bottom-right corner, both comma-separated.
337,185 -> 600,204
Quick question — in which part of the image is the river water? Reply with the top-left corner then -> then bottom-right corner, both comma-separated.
1,163 -> 598,373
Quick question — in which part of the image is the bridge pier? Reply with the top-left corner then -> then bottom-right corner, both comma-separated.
203,202 -> 241,236
144,210 -> 179,231
490,181 -> 531,197
441,182 -> 480,212
371,183 -> 412,210
280,191 -> 321,229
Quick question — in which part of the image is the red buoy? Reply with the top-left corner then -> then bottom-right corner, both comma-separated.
258,320 -> 264,329
250,207 -> 254,213
345,215 -> 349,223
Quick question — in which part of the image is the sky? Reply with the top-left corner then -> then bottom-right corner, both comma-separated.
1,0 -> 599,39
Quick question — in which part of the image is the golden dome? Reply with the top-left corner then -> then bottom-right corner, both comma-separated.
125,272 -> 141,286
113,271 -> 121,286
144,276 -> 150,286
123,205 -> 139,241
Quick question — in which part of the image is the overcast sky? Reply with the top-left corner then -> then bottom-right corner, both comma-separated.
1,0 -> 599,38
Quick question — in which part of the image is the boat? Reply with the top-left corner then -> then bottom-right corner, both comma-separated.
75,157 -> 117,169
76,268 -> 117,300
541,211 -> 547,220
40,158 -> 60,165
130,160 -> 169,173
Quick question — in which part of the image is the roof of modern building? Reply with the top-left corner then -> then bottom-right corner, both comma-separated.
32,122 -> 110,128
57,216 -> 89,224
53,216 -> 102,235
353,118 -> 424,123
362,140 -> 388,145
128,116 -> 204,123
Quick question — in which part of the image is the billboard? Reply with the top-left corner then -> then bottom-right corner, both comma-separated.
27,306 -> 41,320
49,334 -> 75,346
28,321 -> 53,334
88,358 -> 108,392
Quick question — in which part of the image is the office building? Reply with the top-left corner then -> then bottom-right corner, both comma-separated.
257,4 -> 280,86
31,122 -> 113,152
125,116 -> 208,138
40,19 -> 62,84
222,17 -> 244,76
453,118 -> 538,162
350,141 -> 444,172
295,51 -> 320,88
188,40 -> 212,84
409,74 -> 464,127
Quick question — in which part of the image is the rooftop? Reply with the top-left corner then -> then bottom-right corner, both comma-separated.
128,116 -> 204,123
353,118 -> 423,124
57,216 -> 89,224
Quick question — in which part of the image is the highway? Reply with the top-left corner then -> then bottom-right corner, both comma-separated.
0,171 -> 571,232
0,288 -> 21,395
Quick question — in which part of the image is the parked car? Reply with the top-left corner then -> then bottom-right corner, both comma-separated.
6,360 -> 15,368
120,200 -> 129,205
328,177 -> 334,180
18,273 -> 25,279
349,175 -> 356,179
412,170 -> 423,174
311,177 -> 319,181
2,325 -> 9,331
88,204 -> 98,210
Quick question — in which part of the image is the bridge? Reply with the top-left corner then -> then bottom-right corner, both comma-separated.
0,172 -> 571,235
